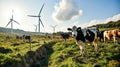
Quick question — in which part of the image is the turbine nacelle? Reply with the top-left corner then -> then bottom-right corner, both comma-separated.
10,18 -> 13,21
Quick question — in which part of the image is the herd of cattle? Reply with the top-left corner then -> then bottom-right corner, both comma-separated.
67,26 -> 120,56
5,25 -> 120,56
6,35 -> 31,43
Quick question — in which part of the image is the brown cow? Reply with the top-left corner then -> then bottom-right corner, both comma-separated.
104,29 -> 120,45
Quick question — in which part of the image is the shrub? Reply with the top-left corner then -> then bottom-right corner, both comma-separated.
0,47 -> 12,54
12,43 -> 20,46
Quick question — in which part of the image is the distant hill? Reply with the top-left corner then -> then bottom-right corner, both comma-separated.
0,27 -> 44,35
93,20 -> 120,29
1,20 -> 120,34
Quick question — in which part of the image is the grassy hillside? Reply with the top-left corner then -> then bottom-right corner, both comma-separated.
0,32 -> 120,67
0,20 -> 120,67
0,27 -> 45,35
92,20 -> 120,31
0,33 -> 52,66
48,39 -> 120,67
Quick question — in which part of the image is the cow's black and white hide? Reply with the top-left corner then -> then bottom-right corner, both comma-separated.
23,35 -> 31,43
60,33 -> 70,42
97,30 -> 106,42
16,35 -> 23,40
68,26 -> 98,56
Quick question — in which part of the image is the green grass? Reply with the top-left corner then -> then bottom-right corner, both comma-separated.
0,33 -> 120,67
0,33 -> 52,66
48,39 -> 120,67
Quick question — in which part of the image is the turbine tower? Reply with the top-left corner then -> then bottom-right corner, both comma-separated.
5,10 -> 20,33
51,25 -> 58,33
28,4 -> 45,33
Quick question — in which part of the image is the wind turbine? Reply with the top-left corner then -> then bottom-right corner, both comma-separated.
51,25 -> 58,33
34,24 -> 37,32
28,3 -> 45,33
5,10 -> 20,33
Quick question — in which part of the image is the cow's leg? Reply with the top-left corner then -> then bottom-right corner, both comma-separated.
103,34 -> 106,43
104,35 -> 109,44
93,38 -> 98,51
113,36 -> 117,45
76,41 -> 85,56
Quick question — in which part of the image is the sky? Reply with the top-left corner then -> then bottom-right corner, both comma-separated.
0,0 -> 120,33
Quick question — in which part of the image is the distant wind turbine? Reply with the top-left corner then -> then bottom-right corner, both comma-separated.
5,10 -> 20,33
28,3 -> 45,33
51,25 -> 58,33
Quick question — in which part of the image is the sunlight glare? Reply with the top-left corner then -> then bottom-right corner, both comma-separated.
2,4 -> 24,29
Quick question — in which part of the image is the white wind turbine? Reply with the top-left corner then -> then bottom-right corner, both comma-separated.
28,4 -> 45,33
5,10 -> 20,33
51,25 -> 58,33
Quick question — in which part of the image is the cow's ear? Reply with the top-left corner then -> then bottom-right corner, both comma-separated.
67,28 -> 72,31
77,27 -> 81,32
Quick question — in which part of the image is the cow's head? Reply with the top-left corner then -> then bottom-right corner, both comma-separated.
68,26 -> 82,37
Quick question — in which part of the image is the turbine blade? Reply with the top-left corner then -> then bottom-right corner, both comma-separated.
12,10 -> 14,19
39,18 -> 44,27
55,25 -> 58,27
12,14 -> 13,19
27,15 -> 38,17
39,3 -> 45,16
34,24 -> 38,29
34,24 -> 36,27
5,21 -> 11,27
34,24 -> 37,32
51,25 -> 54,28
13,20 -> 20,25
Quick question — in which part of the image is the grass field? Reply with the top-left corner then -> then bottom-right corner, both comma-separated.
0,33 -> 120,67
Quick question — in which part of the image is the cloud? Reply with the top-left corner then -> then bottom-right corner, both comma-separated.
57,26 -> 67,32
76,14 -> 120,28
52,0 -> 83,22
87,20 -> 103,26
85,14 -> 120,27
104,14 -> 120,23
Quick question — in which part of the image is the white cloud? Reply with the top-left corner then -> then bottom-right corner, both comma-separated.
104,14 -> 120,23
52,0 -> 83,22
87,20 -> 103,26
89,14 -> 120,26
73,21 -> 79,26
78,13 -> 120,28
57,26 -> 67,32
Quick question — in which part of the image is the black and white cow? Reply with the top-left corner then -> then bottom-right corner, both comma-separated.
68,26 -> 98,56
23,35 -> 31,43
97,30 -> 106,42
60,33 -> 70,42
16,35 -> 23,40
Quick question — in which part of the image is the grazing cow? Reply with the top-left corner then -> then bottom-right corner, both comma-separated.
97,30 -> 106,42
103,29 -> 120,45
47,36 -> 51,39
16,35 -> 23,40
45,33 -> 50,39
23,35 -> 31,43
68,26 -> 98,56
60,33 -> 70,42
6,36 -> 10,39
